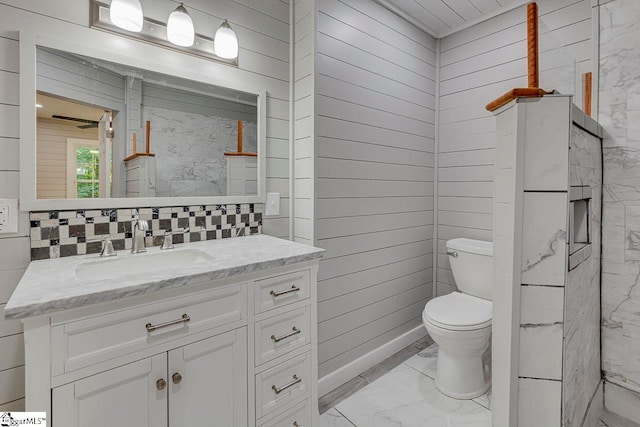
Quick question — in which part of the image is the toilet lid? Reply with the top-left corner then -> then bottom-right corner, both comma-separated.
424,292 -> 492,331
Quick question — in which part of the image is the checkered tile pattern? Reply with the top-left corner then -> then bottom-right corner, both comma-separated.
29,204 -> 263,260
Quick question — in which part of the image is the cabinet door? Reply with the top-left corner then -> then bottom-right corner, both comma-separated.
168,327 -> 247,426
52,354 -> 168,427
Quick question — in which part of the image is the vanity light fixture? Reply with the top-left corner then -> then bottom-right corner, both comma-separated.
90,0 -> 238,66
167,3 -> 195,47
109,0 -> 144,32
214,20 -> 238,60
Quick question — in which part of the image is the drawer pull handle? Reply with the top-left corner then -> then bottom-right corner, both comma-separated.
270,286 -> 301,297
272,374 -> 302,394
146,314 -> 190,332
156,378 -> 167,391
271,327 -> 301,343
293,422 -> 300,427
172,372 -> 183,384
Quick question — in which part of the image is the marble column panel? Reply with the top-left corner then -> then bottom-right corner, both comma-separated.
521,192 -> 568,286
583,381 -> 604,427
522,97 -> 570,191
564,257 -> 601,426
518,378 -> 561,427
519,285 -> 564,380
564,124 -> 602,426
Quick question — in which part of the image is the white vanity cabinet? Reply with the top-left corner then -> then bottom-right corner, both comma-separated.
10,239 -> 323,427
52,327 -> 247,427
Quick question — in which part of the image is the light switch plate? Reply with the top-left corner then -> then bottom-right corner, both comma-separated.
0,198 -> 18,234
265,193 -> 280,216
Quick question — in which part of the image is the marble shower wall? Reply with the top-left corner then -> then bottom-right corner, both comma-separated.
599,0 -> 640,422
144,105 -> 257,197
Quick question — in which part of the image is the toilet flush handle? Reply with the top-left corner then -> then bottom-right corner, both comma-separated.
447,250 -> 459,258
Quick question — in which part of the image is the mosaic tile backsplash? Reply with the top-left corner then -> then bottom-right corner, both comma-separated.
29,204 -> 263,260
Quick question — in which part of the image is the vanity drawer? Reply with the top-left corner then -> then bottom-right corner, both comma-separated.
255,305 -> 310,365
254,270 -> 309,314
52,283 -> 247,376
255,351 -> 312,419
259,398 -> 311,427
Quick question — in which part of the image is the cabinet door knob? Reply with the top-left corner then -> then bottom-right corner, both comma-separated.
156,378 -> 167,390
172,372 -> 183,384
293,422 -> 300,427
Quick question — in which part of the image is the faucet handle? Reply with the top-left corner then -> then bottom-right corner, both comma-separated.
88,234 -> 117,257
161,228 -> 189,250
134,218 -> 149,231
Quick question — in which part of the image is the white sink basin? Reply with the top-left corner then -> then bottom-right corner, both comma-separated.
75,249 -> 215,281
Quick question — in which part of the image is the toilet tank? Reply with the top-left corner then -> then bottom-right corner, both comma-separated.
446,238 -> 493,301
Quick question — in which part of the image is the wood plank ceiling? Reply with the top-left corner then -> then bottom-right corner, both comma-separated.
376,0 -> 526,37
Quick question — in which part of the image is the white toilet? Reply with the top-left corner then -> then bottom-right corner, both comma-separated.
422,238 -> 493,399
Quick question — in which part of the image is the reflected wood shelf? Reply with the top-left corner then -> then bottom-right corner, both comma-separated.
124,152 -> 155,162
224,152 -> 257,157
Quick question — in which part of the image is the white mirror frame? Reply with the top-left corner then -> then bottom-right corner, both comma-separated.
19,31 -> 266,211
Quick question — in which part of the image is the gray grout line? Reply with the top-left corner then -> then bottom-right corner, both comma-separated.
402,360 -> 436,381
334,407 -> 359,427
402,359 -> 492,413
471,397 -> 491,412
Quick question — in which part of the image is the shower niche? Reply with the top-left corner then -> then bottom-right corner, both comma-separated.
569,187 -> 592,270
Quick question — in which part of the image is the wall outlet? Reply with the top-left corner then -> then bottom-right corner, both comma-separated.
265,193 -> 280,216
0,199 -> 18,234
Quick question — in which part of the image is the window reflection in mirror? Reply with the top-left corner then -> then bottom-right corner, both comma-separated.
35,46 -> 258,200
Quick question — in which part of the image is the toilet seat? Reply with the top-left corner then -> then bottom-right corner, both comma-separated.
423,292 -> 492,331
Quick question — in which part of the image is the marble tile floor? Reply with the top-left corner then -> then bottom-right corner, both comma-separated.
600,410 -> 640,427
320,343 -> 492,427
319,335 -> 435,414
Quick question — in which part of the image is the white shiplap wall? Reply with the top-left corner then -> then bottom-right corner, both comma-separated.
0,0 -> 291,408
436,0 -> 593,295
313,0 -> 436,378
0,31 -> 28,411
36,119 -> 98,199
293,0 -> 315,246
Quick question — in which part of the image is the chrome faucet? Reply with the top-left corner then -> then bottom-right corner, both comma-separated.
132,214 -> 149,254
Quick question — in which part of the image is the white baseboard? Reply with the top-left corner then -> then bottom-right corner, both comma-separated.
318,324 -> 428,397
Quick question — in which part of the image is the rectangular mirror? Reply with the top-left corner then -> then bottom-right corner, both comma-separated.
20,39 -> 266,211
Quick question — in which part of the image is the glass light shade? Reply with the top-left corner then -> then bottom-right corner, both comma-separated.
110,0 -> 143,32
214,20 -> 238,59
167,4 -> 195,47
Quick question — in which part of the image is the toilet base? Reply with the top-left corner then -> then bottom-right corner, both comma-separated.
434,343 -> 492,399
435,379 -> 491,400
423,319 -> 492,400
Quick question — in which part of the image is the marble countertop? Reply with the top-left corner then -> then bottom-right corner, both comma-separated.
5,235 -> 325,320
